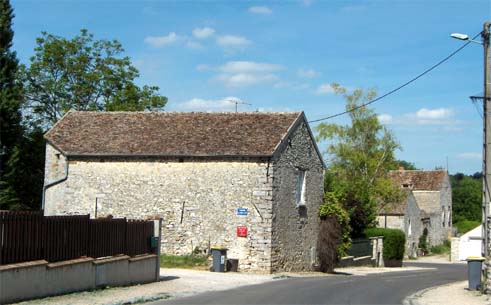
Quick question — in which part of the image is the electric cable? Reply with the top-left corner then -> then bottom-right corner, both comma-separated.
309,31 -> 482,123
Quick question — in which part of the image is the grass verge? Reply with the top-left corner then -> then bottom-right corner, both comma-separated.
160,254 -> 208,269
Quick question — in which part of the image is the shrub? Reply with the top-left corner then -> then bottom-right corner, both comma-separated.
317,216 -> 341,273
319,192 -> 352,257
429,240 -> 451,255
365,228 -> 405,260
418,228 -> 429,254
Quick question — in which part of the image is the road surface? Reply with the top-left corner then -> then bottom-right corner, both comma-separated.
150,263 -> 466,305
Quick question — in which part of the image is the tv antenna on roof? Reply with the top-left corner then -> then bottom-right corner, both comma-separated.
227,99 -> 252,113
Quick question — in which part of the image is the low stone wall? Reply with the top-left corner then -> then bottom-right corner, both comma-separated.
450,237 -> 460,262
337,237 -> 384,268
0,254 -> 157,304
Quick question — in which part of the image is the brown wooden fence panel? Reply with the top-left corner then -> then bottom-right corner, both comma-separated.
0,211 -> 44,265
43,215 -> 90,262
126,220 -> 154,256
88,218 -> 126,258
0,211 -> 156,265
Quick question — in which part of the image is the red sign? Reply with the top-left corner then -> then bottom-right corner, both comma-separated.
237,226 -> 248,237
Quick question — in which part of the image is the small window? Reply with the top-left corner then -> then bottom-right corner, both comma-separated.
296,169 -> 306,206
442,209 -> 445,227
408,219 -> 412,236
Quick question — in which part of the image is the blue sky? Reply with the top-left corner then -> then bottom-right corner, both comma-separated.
10,0 -> 491,174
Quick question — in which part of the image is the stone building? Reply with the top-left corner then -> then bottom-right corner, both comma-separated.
377,191 -> 422,257
381,170 -> 452,249
43,111 -> 325,273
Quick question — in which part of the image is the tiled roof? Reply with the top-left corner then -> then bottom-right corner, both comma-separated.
388,170 -> 447,191
44,111 -> 302,157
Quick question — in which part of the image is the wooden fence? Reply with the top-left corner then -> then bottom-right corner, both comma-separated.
0,211 -> 155,265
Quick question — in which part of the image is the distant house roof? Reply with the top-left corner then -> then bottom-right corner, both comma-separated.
44,111 -> 312,158
388,170 -> 448,191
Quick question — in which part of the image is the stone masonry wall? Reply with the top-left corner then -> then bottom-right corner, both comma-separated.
376,215 -> 404,231
404,194 -> 423,257
413,191 -> 446,246
270,121 -> 324,272
44,144 -> 275,273
440,175 -> 453,241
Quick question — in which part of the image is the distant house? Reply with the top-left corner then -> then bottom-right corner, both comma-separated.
378,170 -> 452,255
43,111 -> 325,273
377,191 -> 422,257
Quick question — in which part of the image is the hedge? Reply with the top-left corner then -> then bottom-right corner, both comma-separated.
365,228 -> 405,260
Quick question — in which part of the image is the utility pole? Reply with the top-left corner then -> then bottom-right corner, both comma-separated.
482,20 -> 491,293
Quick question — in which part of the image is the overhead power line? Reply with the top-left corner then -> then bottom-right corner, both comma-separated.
309,31 -> 482,124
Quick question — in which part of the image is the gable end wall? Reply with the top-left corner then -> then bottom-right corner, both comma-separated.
270,121 -> 324,272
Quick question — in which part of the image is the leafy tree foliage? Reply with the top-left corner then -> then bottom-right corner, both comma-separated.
451,172 -> 481,232
319,185 -> 352,257
1,26 -> 169,210
0,129 -> 45,210
22,29 -> 168,127
316,83 -> 405,237
394,160 -> 418,170
0,0 -> 28,209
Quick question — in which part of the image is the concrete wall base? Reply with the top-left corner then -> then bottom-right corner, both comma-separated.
0,254 -> 157,304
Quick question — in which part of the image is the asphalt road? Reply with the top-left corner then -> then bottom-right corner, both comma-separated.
150,263 -> 466,305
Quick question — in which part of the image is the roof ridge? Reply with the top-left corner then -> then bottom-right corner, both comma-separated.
68,111 -> 301,115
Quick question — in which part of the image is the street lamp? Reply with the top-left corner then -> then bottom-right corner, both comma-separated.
450,33 -> 483,44
451,21 -> 491,293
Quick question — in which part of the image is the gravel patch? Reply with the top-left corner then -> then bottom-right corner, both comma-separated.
14,269 -> 276,305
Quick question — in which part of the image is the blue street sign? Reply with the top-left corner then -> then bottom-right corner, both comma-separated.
237,208 -> 248,216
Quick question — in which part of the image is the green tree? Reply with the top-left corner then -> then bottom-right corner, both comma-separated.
316,83 -> 405,237
394,160 -> 418,170
0,0 -> 26,208
0,129 -> 45,210
22,29 -> 168,128
451,172 -> 481,229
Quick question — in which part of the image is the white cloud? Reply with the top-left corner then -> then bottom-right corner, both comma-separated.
378,114 -> 393,124
297,68 -> 319,78
219,61 -> 284,73
415,108 -> 453,120
216,35 -> 251,48
171,96 -> 246,112
212,61 -> 284,88
402,108 -> 456,125
249,6 -> 272,14
457,153 -> 482,160
144,32 -> 179,47
316,83 -> 335,95
385,107 -> 458,126
217,73 -> 278,88
192,27 -> 215,39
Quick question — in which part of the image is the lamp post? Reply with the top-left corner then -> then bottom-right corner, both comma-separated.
452,21 -> 491,293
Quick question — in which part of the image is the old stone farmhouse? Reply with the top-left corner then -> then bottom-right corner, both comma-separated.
43,111 -> 325,273
377,169 -> 452,256
377,191 -> 422,257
